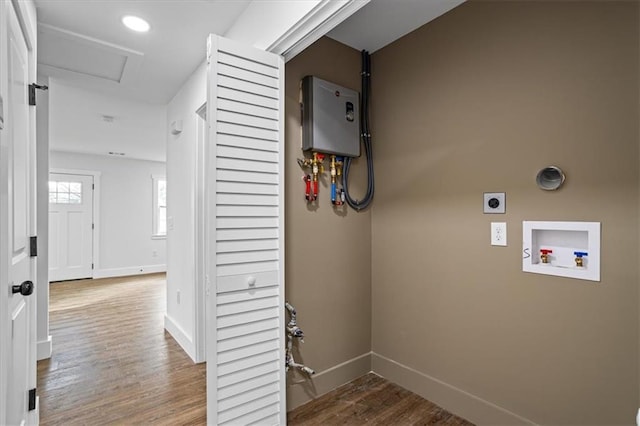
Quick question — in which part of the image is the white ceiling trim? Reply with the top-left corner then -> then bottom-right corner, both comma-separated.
267,0 -> 370,62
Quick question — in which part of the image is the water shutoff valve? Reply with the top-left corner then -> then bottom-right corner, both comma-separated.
574,251 -> 588,267
540,249 -> 553,264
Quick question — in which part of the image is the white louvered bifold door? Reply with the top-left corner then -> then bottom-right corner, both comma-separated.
205,35 -> 285,426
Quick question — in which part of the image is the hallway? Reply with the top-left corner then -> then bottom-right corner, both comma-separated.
37,273 -> 206,425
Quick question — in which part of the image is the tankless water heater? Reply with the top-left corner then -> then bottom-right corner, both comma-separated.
301,76 -> 360,157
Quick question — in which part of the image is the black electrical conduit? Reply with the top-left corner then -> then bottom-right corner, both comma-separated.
343,50 -> 374,211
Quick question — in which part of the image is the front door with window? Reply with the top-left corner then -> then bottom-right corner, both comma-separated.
48,173 -> 94,281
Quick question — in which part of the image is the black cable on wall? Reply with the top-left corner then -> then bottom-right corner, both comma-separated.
343,50 -> 374,211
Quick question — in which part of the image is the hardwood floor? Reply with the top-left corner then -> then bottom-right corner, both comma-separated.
39,274 -> 472,425
38,273 -> 206,425
287,373 -> 474,426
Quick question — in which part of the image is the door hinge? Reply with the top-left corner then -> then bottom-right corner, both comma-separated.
92,223 -> 94,230
91,263 -> 94,270
28,83 -> 48,106
28,388 -> 36,411
92,183 -> 95,190
30,236 -> 37,257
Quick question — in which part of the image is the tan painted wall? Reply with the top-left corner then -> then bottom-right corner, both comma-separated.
284,37 -> 372,409
370,1 -> 639,424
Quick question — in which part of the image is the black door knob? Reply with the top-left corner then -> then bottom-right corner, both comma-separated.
12,280 -> 33,296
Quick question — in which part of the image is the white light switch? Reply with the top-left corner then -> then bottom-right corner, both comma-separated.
491,222 -> 507,246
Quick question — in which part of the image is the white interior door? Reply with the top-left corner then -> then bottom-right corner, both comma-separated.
205,35 -> 285,425
1,1 -> 38,424
48,173 -> 94,282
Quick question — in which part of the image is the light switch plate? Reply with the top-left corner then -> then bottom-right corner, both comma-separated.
484,192 -> 505,214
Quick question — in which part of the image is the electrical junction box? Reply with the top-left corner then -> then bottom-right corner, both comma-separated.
301,75 -> 360,157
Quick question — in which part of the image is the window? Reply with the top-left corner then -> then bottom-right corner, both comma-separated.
152,176 -> 167,238
49,181 -> 82,204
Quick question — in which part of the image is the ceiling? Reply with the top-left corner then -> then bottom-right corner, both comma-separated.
36,0 -> 252,105
36,0 -> 465,161
36,0 -> 466,105
328,0 -> 466,53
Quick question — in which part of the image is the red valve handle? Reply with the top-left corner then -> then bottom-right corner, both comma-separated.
303,175 -> 311,201
540,249 -> 553,255
313,181 -> 319,199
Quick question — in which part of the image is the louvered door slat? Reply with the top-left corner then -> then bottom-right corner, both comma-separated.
217,170 -> 279,185
207,34 -> 284,426
218,99 -> 279,121
218,63 -> 278,89
217,239 -> 279,253
217,295 -> 279,316
217,339 -> 280,365
217,228 -> 279,241
218,360 -> 280,389
217,317 -> 280,341
217,157 -> 279,173
217,306 -> 279,329
217,183 -> 279,196
216,217 -> 279,229
218,382 -> 280,413
218,349 -> 280,376
218,52 -> 279,78
218,393 -> 280,425
217,205 -> 279,217
217,110 -> 279,132
217,145 -> 279,163
218,122 -> 278,141
218,75 -> 279,100
217,194 -> 279,206
218,87 -> 279,110
217,133 -> 279,152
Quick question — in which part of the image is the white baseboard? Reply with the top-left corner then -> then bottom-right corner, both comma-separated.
287,352 -> 372,411
37,336 -> 52,360
93,264 -> 166,279
371,352 -> 536,425
164,314 -> 196,362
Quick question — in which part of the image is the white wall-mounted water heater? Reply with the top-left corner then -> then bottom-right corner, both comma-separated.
301,75 -> 360,157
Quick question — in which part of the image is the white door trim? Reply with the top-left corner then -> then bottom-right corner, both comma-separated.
267,0 -> 370,62
50,168 -> 101,278
194,103 -> 206,363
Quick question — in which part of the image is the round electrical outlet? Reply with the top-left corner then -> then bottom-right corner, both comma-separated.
483,192 -> 506,214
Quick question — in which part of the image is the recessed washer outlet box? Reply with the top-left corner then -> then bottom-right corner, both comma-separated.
301,75 -> 360,157
484,192 -> 505,214
522,221 -> 601,282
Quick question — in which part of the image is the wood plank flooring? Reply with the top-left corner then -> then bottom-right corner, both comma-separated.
38,273 -> 206,425
39,274 -> 472,425
287,373 -> 474,426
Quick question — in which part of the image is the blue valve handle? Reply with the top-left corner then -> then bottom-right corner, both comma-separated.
331,182 -> 336,202
574,251 -> 588,258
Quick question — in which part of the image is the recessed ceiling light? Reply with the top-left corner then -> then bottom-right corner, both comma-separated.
122,15 -> 150,33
